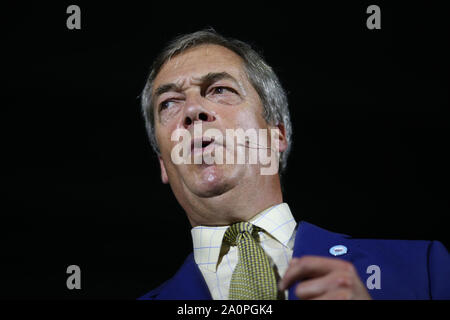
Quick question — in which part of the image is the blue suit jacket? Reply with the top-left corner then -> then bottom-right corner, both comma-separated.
139,221 -> 450,300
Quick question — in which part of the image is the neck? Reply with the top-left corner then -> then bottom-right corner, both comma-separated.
184,174 -> 283,227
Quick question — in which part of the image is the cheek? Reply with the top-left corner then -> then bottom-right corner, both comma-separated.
232,107 -> 266,130
236,93 -> 266,129
155,123 -> 178,155
217,96 -> 262,129
159,105 -> 183,125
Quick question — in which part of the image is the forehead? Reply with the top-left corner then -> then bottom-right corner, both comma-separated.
153,44 -> 246,88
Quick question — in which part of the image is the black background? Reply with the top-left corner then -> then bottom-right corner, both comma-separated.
1,2 -> 449,299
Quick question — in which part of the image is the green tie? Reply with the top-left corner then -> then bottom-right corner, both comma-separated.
223,222 -> 278,300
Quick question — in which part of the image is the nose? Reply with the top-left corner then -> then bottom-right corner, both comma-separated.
183,96 -> 216,129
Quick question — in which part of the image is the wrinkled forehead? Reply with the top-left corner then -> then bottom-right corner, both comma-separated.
153,44 -> 248,90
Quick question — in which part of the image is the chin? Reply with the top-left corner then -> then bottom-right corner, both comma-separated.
189,164 -> 239,198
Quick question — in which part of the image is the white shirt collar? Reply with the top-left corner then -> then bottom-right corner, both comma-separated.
191,203 -> 297,272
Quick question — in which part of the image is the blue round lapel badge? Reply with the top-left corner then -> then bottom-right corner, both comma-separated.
329,245 -> 348,256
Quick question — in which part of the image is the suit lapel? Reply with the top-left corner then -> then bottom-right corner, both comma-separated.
156,253 -> 212,300
288,221 -> 358,300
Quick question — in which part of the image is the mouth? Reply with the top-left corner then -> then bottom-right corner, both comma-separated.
191,137 -> 215,154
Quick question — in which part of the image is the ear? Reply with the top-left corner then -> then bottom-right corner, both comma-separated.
158,156 -> 169,184
275,123 -> 288,153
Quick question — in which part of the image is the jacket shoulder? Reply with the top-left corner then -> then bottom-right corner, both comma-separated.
297,221 -> 450,299
137,254 -> 194,300
300,220 -> 442,255
137,253 -> 211,300
137,281 -> 168,300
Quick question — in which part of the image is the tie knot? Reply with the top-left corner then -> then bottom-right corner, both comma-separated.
223,222 -> 257,245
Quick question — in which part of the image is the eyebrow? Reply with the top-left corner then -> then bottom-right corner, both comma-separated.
154,72 -> 241,99
198,72 -> 239,88
154,83 -> 183,97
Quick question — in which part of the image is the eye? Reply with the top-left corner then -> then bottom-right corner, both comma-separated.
210,86 -> 237,95
159,100 -> 174,111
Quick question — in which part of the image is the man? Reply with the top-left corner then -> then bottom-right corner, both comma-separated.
138,29 -> 450,300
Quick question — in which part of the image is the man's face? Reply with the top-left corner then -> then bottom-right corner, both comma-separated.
152,44 -> 284,205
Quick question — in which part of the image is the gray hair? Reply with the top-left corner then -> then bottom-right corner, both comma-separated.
141,29 -> 292,173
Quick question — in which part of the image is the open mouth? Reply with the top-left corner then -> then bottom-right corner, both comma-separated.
191,137 -> 215,153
